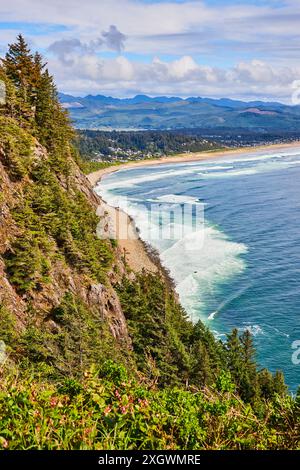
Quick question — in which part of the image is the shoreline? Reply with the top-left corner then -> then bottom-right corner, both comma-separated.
87,141 -> 300,274
87,141 -> 300,186
95,200 -> 159,274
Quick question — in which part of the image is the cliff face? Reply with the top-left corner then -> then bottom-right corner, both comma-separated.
0,131 -> 131,351
0,146 -> 27,322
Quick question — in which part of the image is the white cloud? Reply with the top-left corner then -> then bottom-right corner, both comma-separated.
2,0 -> 300,56
1,0 -> 300,100
49,53 -> 300,102
48,25 -> 127,64
168,56 -> 199,79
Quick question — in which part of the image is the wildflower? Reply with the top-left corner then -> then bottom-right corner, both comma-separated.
83,428 -> 92,435
104,405 -> 112,416
137,398 -> 149,407
114,390 -> 121,400
50,397 -> 58,407
120,405 -> 128,414
0,437 -> 8,449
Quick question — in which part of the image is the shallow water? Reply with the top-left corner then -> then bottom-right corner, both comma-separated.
95,147 -> 300,391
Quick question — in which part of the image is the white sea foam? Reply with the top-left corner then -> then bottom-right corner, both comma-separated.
242,324 -> 265,337
281,160 -> 300,165
218,150 -> 300,165
100,167 -> 197,190
98,150 -> 300,193
195,165 -> 234,171
97,179 -> 249,323
155,194 -> 201,204
96,149 -> 300,325
203,168 -> 258,178
208,311 -> 217,320
197,157 -> 300,179
158,224 -> 248,322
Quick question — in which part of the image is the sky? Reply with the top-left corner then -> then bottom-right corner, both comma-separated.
0,0 -> 300,102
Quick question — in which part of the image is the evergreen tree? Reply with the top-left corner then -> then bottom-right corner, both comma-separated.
34,69 -> 57,147
2,35 -> 36,122
3,35 -> 34,90
239,330 -> 260,402
258,369 -> 275,398
226,328 -> 243,385
240,329 -> 256,366
1,34 -> 74,178
273,371 -> 287,396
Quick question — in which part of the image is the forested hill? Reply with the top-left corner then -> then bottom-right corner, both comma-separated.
59,91 -> 300,132
0,35 -> 299,450
76,129 -> 219,162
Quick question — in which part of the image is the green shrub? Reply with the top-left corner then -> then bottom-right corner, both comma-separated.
100,360 -> 128,385
0,117 -> 33,180
0,363 -> 298,450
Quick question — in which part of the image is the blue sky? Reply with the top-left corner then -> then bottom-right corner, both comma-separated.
0,0 -> 299,101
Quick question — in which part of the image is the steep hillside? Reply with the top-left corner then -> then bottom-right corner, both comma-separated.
0,114 -> 228,387
0,116 -> 133,364
0,36 -> 299,451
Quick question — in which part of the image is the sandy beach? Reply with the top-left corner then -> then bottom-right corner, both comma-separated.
87,141 -> 300,186
87,141 -> 300,273
95,200 -> 158,273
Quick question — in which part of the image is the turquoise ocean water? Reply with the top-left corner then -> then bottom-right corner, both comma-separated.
95,147 -> 300,391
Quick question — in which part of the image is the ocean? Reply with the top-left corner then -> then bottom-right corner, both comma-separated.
95,147 -> 300,392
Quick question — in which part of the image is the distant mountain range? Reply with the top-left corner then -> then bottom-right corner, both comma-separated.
59,93 -> 300,132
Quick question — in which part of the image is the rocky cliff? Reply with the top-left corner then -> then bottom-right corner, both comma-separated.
0,127 -> 133,367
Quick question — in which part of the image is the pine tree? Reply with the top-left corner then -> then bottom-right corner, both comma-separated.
226,328 -> 243,385
239,329 -> 260,402
31,52 -> 47,115
2,35 -> 73,162
190,340 -> 214,386
2,35 -> 36,123
240,329 -> 256,366
34,69 -> 57,147
273,371 -> 287,396
258,368 -> 274,398
3,35 -> 34,90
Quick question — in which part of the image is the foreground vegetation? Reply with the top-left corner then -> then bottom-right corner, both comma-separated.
1,360 -> 299,450
0,36 -> 299,450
